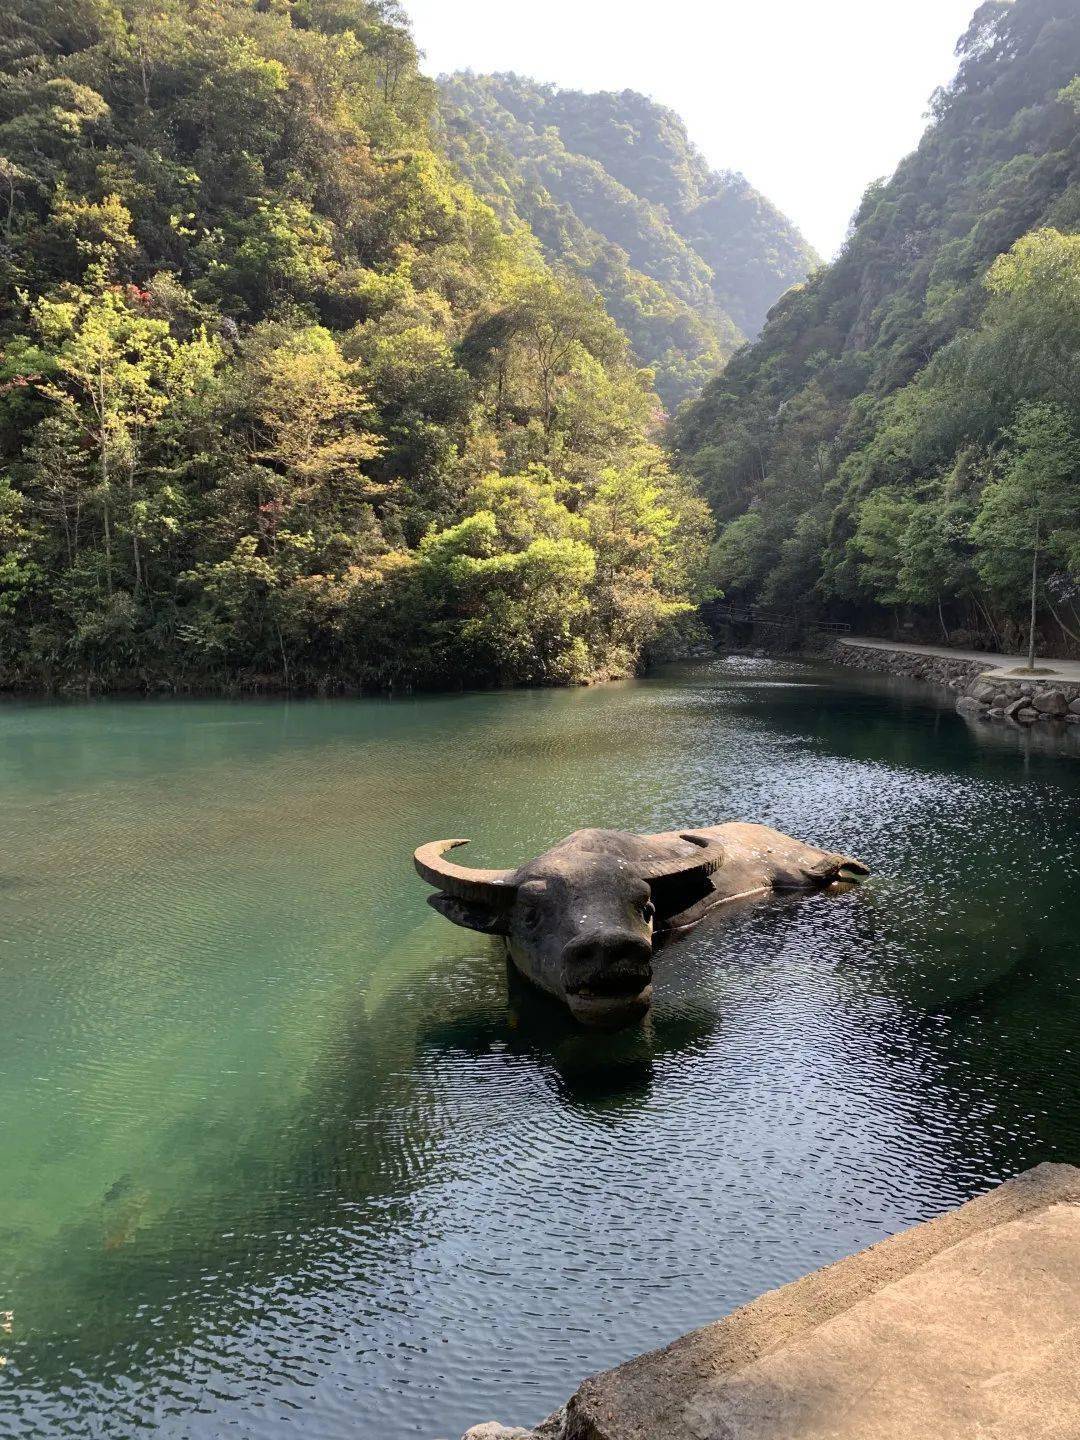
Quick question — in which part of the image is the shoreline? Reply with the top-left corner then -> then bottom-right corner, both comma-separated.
819,637 -> 1080,728
0,644 -> 718,704
457,1165 -> 1080,1440
5,639 -> 1080,728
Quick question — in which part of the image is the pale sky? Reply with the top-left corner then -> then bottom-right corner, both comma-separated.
405,0 -> 981,259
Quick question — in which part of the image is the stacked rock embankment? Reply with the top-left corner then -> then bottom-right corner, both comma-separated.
956,677 -> 1080,727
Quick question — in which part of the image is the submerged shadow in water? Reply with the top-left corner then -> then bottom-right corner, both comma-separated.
418,952 -> 718,1108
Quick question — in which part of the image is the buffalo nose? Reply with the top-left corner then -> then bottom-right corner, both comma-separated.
562,930 -> 653,992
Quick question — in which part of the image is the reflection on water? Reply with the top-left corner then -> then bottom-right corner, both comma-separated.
1,657 -> 1078,1438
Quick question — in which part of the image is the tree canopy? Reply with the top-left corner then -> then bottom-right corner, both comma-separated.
672,0 -> 1080,652
0,0 -> 712,692
438,73 -> 819,411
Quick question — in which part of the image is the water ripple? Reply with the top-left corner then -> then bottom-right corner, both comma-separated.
1,660 -> 1078,1438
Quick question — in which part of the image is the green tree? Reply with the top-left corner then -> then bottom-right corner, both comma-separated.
971,401 -> 1080,663
30,281 -> 174,595
670,2 -> 1080,647
0,0 -> 713,692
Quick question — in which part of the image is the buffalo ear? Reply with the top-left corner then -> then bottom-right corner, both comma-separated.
428,892 -> 510,936
649,871 -> 716,928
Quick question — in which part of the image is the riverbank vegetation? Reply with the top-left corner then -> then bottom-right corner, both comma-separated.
675,0 -> 1080,654
0,0 -> 712,692
7,0 -> 1080,693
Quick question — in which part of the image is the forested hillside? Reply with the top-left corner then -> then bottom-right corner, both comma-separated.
674,0 -> 1080,653
0,0 -> 712,693
438,74 -> 818,410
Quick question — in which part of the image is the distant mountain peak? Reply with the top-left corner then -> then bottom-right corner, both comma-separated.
438,73 -> 819,410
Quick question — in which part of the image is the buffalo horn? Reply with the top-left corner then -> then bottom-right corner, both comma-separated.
413,839 -> 518,904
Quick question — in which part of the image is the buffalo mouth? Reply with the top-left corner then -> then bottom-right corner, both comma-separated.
565,970 -> 654,1028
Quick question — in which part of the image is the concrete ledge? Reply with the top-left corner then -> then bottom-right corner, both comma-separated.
566,1165 -> 1080,1440
464,1165 -> 1080,1440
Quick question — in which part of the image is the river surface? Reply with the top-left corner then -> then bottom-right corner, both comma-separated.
1,657 -> 1079,1439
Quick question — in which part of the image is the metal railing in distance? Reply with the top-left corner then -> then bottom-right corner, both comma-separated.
704,602 -> 851,635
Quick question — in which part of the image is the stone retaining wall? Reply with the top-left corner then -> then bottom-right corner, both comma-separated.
822,640 -> 989,693
824,641 -> 1080,728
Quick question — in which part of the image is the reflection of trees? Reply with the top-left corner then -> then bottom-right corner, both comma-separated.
915,933 -> 1080,1168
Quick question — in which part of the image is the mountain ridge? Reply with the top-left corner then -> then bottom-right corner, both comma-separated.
672,0 -> 1080,652
438,72 -> 819,409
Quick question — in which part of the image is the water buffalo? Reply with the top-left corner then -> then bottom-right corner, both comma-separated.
414,823 -> 868,1027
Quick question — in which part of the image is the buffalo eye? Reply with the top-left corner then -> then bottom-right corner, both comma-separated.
520,903 -> 542,930
641,900 -> 656,923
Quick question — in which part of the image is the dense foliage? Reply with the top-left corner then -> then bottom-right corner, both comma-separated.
0,0 -> 714,692
674,0 -> 1080,652
438,73 -> 818,411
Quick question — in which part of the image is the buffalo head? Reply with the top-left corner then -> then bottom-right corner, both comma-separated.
414,828 -> 725,1027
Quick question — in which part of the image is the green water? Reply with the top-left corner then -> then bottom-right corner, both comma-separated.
1,657 -> 1078,1438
